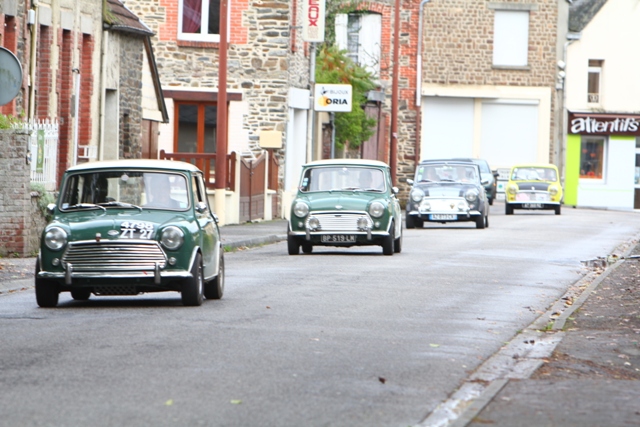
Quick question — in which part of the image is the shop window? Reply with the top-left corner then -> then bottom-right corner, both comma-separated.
175,102 -> 217,154
335,13 -> 381,77
179,0 -> 220,42
588,60 -> 603,103
580,138 -> 605,180
492,10 -> 529,67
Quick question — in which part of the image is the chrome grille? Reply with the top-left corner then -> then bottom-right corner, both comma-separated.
310,213 -> 371,232
62,241 -> 167,272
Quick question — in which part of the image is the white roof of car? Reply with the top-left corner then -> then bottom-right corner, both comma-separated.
65,159 -> 202,173
303,159 -> 390,168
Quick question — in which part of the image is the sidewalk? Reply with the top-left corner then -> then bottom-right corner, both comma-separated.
422,240 -> 640,427
0,219 -> 288,295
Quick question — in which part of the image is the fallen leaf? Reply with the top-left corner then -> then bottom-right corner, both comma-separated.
378,377 -> 386,384
430,344 -> 440,348
231,400 -> 242,405
165,399 -> 173,406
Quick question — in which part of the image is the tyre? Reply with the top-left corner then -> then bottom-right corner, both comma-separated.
415,218 -> 424,228
182,253 -> 204,306
555,205 -> 561,215
382,223 -> 395,256
405,213 -> 415,229
71,289 -> 91,301
35,259 -> 59,308
287,234 -> 300,255
505,204 -> 514,215
485,214 -> 489,228
393,227 -> 402,253
302,242 -> 313,254
204,252 -> 224,300
475,215 -> 486,229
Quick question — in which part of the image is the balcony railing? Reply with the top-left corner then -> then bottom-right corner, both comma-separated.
159,150 -> 236,190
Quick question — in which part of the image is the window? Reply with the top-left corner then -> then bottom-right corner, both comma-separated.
588,60 -> 603,103
493,10 -> 529,67
175,103 -> 217,154
580,138 -> 605,180
179,0 -> 221,42
335,13 -> 381,77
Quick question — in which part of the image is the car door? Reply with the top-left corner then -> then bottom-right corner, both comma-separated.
193,173 -> 218,280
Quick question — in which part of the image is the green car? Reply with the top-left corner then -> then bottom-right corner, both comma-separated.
35,160 -> 224,307
287,159 -> 403,256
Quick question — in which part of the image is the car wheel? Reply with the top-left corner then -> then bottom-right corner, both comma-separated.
182,253 -> 204,306
71,289 -> 91,301
485,214 -> 489,228
505,204 -> 514,215
204,252 -> 224,300
302,242 -> 313,254
555,205 -> 561,215
287,234 -> 300,255
382,223 -> 395,256
405,213 -> 415,229
475,215 -> 486,229
35,259 -> 59,308
393,227 -> 402,253
415,218 -> 424,228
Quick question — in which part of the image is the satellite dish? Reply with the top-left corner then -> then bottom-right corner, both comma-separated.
0,47 -> 23,106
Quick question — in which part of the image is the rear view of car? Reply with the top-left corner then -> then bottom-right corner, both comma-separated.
504,164 -> 563,215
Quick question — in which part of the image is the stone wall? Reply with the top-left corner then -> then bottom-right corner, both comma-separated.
0,130 -> 37,257
116,33 -> 145,159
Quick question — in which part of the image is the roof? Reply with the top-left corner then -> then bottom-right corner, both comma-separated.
510,164 -> 558,170
65,159 -> 202,173
303,159 -> 391,168
569,0 -> 608,33
418,159 -> 477,166
103,0 -> 154,36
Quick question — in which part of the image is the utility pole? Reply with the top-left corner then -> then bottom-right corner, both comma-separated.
390,0 -> 400,184
215,0 -> 229,224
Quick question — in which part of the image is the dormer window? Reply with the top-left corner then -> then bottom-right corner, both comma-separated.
588,60 -> 603,104
179,0 -> 221,42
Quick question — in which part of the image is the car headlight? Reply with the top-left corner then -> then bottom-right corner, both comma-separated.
369,201 -> 385,218
160,226 -> 184,250
44,227 -> 68,251
293,201 -> 309,218
465,189 -> 479,202
307,216 -> 320,230
507,184 -> 518,195
549,186 -> 559,196
410,188 -> 425,203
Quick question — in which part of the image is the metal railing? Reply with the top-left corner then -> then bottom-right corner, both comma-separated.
23,119 -> 59,191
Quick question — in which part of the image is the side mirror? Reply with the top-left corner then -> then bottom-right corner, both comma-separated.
46,203 -> 56,215
213,213 -> 220,224
406,179 -> 414,186
196,202 -> 208,213
392,186 -> 399,195
492,170 -> 499,178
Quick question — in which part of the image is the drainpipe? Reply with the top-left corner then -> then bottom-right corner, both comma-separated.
27,3 -> 38,120
415,0 -> 430,107
390,0 -> 402,183
71,68 -> 80,166
558,32 -> 581,182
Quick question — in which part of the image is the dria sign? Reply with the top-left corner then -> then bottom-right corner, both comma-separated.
314,84 -> 352,112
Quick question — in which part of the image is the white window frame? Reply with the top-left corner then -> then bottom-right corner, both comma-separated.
492,10 -> 529,67
178,0 -> 224,43
587,60 -> 603,104
335,12 -> 381,77
579,137 -> 607,183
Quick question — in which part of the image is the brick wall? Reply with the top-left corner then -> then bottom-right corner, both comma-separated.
36,25 -> 54,120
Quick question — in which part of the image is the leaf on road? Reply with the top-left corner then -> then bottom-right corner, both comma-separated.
165,399 -> 173,406
231,400 -> 243,405
430,344 -> 440,348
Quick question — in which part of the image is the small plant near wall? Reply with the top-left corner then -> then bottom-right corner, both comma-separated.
30,183 -> 56,222
0,113 -> 24,129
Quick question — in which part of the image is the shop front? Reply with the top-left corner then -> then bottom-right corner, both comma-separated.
565,112 -> 640,210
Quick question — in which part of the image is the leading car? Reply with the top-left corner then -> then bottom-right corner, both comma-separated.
36,159 -> 225,307
406,159 -> 489,229
504,164 -> 563,215
287,159 -> 403,255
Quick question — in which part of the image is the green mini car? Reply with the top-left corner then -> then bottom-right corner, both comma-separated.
35,159 -> 224,307
287,159 -> 403,256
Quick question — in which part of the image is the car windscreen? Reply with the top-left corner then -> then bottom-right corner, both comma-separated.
415,164 -> 479,183
59,171 -> 190,210
511,167 -> 557,181
299,166 -> 386,192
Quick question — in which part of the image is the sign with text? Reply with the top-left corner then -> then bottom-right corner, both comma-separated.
314,84 -> 352,112
569,112 -> 640,136
302,0 -> 325,42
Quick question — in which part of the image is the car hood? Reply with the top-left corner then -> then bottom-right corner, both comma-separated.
296,191 -> 385,211
49,210 -> 190,241
414,182 -> 479,198
515,181 -> 551,191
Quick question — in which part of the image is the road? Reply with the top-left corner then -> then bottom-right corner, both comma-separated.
1,203 -> 639,427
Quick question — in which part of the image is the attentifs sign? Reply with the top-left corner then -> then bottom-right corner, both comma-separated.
569,112 -> 640,136
314,84 -> 352,112
302,0 -> 325,42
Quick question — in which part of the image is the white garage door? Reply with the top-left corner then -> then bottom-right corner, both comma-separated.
480,101 -> 539,166
421,97 -> 474,160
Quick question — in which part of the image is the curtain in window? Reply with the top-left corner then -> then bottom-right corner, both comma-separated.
183,0 -> 202,33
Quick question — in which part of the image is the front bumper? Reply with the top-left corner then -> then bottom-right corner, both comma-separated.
408,197 -> 482,222
288,210 -> 391,246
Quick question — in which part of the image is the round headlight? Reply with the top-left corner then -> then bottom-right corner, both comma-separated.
369,201 -> 385,218
507,185 -> 518,195
549,186 -> 559,196
307,216 -> 320,230
44,227 -> 68,251
161,226 -> 184,250
410,188 -> 425,203
293,201 -> 309,218
465,189 -> 478,202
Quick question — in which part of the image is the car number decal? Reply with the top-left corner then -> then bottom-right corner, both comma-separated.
120,221 -> 155,239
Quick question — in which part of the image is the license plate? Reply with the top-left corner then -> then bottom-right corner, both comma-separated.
321,234 -> 356,243
430,214 -> 457,220
120,221 -> 155,239
523,203 -> 543,209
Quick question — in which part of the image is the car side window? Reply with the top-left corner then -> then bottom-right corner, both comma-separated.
193,175 -> 211,213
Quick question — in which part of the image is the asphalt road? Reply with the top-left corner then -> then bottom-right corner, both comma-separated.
1,204 -> 639,427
